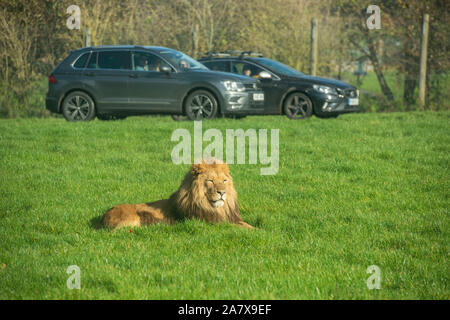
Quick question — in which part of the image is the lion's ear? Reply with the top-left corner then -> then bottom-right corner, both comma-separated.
190,163 -> 205,177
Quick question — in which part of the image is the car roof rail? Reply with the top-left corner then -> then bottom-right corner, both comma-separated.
237,51 -> 264,58
202,51 -> 232,59
200,51 -> 264,59
220,50 -> 264,58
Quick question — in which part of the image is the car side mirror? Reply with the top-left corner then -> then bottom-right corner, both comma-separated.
259,71 -> 272,80
161,66 -> 172,74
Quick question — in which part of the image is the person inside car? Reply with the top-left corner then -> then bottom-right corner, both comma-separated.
151,60 -> 161,72
244,67 -> 252,77
136,56 -> 149,71
180,60 -> 190,70
244,66 -> 260,79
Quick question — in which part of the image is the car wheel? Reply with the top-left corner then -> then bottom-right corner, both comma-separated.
283,92 -> 313,120
171,115 -> 188,121
184,90 -> 218,121
62,91 -> 95,122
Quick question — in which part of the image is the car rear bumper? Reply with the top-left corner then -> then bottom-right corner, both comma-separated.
45,95 -> 59,113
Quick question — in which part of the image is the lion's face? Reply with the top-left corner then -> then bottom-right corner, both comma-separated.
189,161 -> 234,209
200,170 -> 230,208
175,159 -> 241,223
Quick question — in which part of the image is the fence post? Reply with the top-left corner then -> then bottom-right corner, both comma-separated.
192,24 -> 199,59
310,18 -> 318,76
85,27 -> 91,47
418,14 -> 429,110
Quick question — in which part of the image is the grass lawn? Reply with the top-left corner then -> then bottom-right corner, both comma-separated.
342,70 -> 403,98
0,112 -> 448,299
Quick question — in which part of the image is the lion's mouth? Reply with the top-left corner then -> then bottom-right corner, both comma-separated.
212,199 -> 225,208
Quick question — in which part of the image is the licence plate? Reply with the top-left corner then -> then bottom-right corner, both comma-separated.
253,93 -> 264,101
348,98 -> 359,106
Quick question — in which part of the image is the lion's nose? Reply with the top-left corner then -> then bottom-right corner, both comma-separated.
217,190 -> 226,197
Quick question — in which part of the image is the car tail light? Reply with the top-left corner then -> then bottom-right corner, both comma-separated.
48,74 -> 57,84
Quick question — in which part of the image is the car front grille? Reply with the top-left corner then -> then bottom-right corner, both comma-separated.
244,83 -> 259,91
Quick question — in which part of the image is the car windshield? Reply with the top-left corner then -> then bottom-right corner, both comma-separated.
158,49 -> 208,71
252,58 -> 304,77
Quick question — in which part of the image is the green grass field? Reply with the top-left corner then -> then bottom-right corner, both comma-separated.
342,70 -> 404,97
0,112 -> 448,299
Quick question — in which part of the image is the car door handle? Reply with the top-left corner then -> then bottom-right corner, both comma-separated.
128,74 -> 138,78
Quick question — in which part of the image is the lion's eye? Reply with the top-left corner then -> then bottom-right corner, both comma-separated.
206,180 -> 214,184
223,179 -> 228,183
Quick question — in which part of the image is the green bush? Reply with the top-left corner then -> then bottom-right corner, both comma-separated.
0,77 -> 51,118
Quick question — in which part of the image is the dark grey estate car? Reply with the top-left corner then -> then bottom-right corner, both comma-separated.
46,46 -> 264,121
200,51 -> 360,119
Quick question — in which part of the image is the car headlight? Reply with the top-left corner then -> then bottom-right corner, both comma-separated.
222,81 -> 245,92
313,84 -> 336,95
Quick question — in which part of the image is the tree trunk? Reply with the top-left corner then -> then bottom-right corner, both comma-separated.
367,40 -> 394,103
402,40 -> 418,107
403,72 -> 417,107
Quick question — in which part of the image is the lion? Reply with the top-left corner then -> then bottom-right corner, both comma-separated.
97,159 -> 253,229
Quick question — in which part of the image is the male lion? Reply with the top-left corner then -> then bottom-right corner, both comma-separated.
98,160 -> 253,229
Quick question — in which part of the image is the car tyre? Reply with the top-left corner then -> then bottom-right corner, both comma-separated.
283,92 -> 313,120
62,91 -> 96,122
184,90 -> 218,121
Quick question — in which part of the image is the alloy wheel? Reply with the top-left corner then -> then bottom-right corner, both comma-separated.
185,91 -> 217,121
284,93 -> 312,120
62,93 -> 94,121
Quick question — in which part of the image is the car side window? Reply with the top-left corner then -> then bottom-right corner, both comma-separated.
132,52 -> 170,72
97,51 -> 131,70
232,62 -> 264,78
202,61 -> 230,72
86,52 -> 98,69
73,52 -> 90,68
